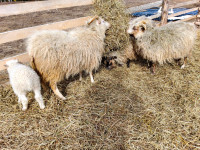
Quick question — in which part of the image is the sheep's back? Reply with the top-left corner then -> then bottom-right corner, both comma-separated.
8,64 -> 40,92
137,22 -> 196,64
27,29 -> 105,80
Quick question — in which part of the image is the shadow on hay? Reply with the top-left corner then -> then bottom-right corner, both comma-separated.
71,69 -> 146,149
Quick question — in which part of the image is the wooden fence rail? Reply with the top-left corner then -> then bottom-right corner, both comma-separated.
0,16 -> 91,45
0,0 -> 93,17
0,53 -> 29,71
130,0 -> 199,20
170,0 -> 199,9
127,1 -> 162,13
169,7 -> 198,18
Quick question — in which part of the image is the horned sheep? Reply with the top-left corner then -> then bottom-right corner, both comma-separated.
5,59 -> 45,111
27,17 -> 110,100
127,16 -> 197,73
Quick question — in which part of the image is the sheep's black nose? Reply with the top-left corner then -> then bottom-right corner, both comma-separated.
129,34 -> 134,38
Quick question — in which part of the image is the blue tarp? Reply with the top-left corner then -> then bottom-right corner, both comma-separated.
132,7 -> 198,21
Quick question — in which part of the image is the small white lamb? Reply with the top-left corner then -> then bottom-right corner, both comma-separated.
5,59 -> 45,111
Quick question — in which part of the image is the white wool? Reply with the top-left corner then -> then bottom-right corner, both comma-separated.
6,60 -> 45,111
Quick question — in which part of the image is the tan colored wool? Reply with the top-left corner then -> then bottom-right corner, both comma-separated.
129,17 -> 197,64
26,17 -> 110,99
107,40 -> 137,66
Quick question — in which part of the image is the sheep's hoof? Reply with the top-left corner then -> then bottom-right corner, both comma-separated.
60,96 -> 66,100
22,107 -> 27,111
40,105 -> 45,109
181,64 -> 185,69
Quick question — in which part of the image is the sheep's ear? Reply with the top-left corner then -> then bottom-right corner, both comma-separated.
128,19 -> 133,25
4,64 -> 8,67
96,18 -> 101,25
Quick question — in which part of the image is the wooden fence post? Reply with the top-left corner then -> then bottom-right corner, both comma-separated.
160,0 -> 169,25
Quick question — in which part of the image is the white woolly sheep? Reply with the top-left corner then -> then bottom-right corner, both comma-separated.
27,17 -> 110,100
127,16 -> 197,73
5,59 -> 45,111
103,40 -> 137,69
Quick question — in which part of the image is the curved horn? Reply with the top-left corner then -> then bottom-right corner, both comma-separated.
87,16 -> 99,25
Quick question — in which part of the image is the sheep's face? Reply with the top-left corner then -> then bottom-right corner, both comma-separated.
87,17 -> 110,31
127,16 -> 153,38
98,17 -> 111,30
127,21 -> 147,38
102,56 -> 117,70
5,59 -> 18,67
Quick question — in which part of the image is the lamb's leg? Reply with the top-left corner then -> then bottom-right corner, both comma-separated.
18,95 -> 28,111
50,81 -> 66,100
181,57 -> 187,69
79,71 -> 82,81
89,72 -> 94,83
34,89 -> 45,109
18,97 -> 21,103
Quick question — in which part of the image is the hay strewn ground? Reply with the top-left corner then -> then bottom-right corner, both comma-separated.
1,0 -> 200,149
0,30 -> 200,150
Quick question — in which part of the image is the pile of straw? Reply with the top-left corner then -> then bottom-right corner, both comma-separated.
92,0 -> 130,52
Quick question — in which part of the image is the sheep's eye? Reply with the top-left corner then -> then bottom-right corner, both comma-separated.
133,26 -> 137,30
140,26 -> 145,31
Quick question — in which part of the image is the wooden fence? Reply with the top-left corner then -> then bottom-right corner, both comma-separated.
195,8 -> 200,26
0,0 -> 199,71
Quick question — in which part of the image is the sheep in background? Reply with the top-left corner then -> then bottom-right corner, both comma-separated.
127,16 -> 197,73
27,17 -> 110,100
102,40 -> 137,69
5,59 -> 45,111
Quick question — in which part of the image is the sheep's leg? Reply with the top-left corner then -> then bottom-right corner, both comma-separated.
126,59 -> 131,68
18,95 -> 28,111
175,58 -> 181,66
41,79 -> 48,91
18,97 -> 21,103
89,72 -> 94,83
150,63 -> 156,74
50,81 -> 66,100
79,71 -> 82,81
34,89 -> 45,109
181,57 -> 187,69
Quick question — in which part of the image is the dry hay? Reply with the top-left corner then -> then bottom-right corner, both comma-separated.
92,0 -> 130,52
0,31 -> 200,149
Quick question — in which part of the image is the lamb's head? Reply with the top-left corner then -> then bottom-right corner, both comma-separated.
102,56 -> 117,70
87,16 -> 110,32
5,59 -> 19,68
127,16 -> 154,38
